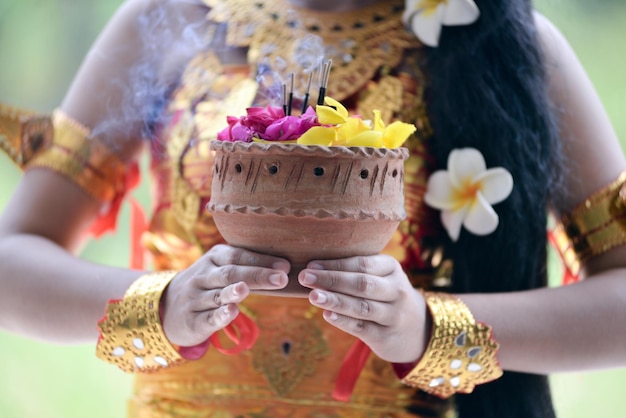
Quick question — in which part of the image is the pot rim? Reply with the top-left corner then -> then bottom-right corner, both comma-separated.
210,140 -> 409,159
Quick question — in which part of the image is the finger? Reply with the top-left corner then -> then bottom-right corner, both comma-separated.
321,309 -> 385,341
176,303 -> 241,346
209,244 -> 290,273
203,265 -> 288,291
307,254 -> 395,277
219,281 -> 250,305
309,289 -> 396,327
194,303 -> 240,338
193,282 -> 249,312
298,268 -> 398,302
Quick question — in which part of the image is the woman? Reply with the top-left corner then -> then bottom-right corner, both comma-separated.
1,0 -> 625,417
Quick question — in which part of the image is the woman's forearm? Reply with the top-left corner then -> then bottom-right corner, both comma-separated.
462,271 -> 626,374
0,233 -> 142,344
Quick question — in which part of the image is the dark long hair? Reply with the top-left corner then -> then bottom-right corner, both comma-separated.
424,0 -> 561,417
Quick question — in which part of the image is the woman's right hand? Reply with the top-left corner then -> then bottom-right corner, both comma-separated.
161,244 -> 290,347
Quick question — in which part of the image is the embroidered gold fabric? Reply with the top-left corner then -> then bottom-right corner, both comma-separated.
0,103 -> 53,168
96,271 -> 187,373
204,0 -> 421,103
401,292 -> 503,398
559,171 -> 626,266
26,110 -> 128,202
130,294 -> 453,417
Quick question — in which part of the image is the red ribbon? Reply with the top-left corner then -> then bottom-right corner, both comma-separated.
547,229 -> 581,285
332,339 -> 372,402
209,312 -> 260,355
129,197 -> 148,270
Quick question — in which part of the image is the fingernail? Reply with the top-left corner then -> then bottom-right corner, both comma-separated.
269,273 -> 283,286
308,262 -> 323,270
232,283 -> 239,296
313,291 -> 327,304
325,311 -> 338,322
221,305 -> 232,318
301,272 -> 317,285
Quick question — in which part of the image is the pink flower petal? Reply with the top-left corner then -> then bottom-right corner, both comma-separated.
244,106 -> 286,133
230,123 -> 253,142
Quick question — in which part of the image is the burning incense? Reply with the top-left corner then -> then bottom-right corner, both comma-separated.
317,59 -> 333,106
287,73 -> 295,116
301,72 -> 314,114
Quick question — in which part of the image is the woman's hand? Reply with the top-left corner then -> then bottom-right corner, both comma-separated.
298,255 -> 430,363
161,244 -> 290,347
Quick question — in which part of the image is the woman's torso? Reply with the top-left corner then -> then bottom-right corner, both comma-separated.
134,1 -> 452,416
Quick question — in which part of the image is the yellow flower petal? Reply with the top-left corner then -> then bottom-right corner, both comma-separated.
373,109 -> 385,132
296,126 -> 336,146
331,135 -> 349,146
382,121 -> 417,148
338,117 -> 371,141
324,97 -> 349,119
252,138 -> 298,144
346,130 -> 384,147
316,104 -> 347,125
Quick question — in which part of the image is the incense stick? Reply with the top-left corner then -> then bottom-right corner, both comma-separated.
282,83 -> 288,115
287,73 -> 295,116
301,72 -> 314,114
317,59 -> 333,106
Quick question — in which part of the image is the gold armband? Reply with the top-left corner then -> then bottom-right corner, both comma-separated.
559,171 -> 626,268
26,109 -> 128,202
0,103 -> 53,167
96,271 -> 187,373
401,291 -> 503,398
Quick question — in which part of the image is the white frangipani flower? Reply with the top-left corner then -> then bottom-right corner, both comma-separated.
403,0 -> 480,47
424,148 -> 513,242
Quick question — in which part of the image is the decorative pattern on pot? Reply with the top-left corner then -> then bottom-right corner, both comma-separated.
208,141 -> 408,295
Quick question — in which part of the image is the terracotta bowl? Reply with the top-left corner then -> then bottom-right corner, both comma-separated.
207,141 -> 408,295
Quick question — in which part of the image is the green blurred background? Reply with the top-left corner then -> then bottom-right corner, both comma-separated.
0,1 -> 625,417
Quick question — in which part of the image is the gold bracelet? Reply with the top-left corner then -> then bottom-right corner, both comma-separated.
401,291 -> 503,398
0,103 -> 53,167
26,109 -> 128,202
96,271 -> 187,373
559,171 -> 626,266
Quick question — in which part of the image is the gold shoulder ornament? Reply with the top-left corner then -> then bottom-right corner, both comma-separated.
558,171 -> 626,271
0,103 -> 53,168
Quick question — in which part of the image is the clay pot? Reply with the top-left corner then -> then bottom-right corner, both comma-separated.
208,141 -> 408,295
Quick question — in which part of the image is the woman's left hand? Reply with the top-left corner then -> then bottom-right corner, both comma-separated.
298,254 -> 430,363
